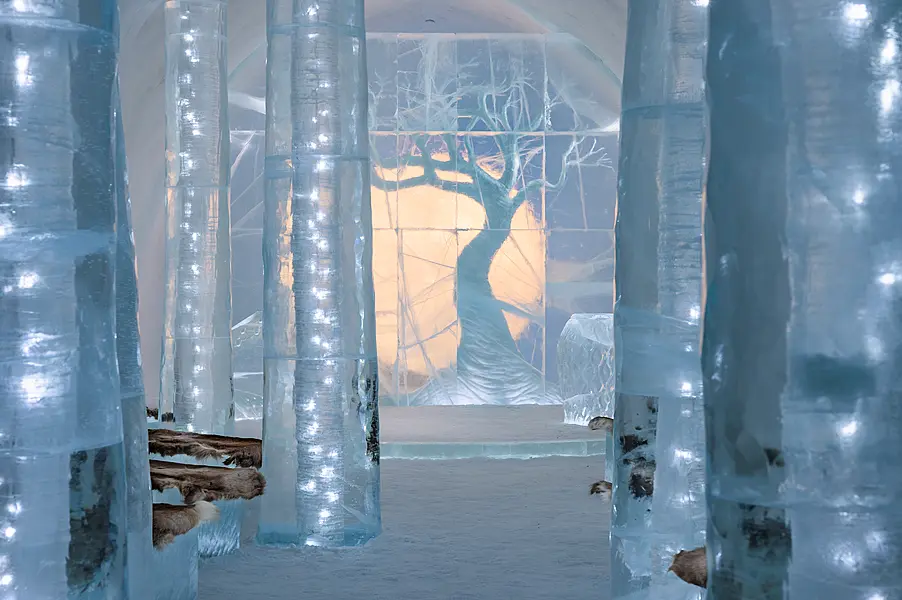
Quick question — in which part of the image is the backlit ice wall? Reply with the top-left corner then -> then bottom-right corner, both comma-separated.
228,33 -> 620,414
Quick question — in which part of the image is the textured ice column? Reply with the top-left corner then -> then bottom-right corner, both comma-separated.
557,314 -> 615,425
151,529 -> 199,600
115,83 -> 153,599
704,1 -> 791,596
611,0 -> 707,598
705,1 -> 902,597
0,1 -> 128,597
160,0 -> 234,434
259,0 -> 381,547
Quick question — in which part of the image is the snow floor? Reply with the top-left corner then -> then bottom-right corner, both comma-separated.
198,456 -> 611,600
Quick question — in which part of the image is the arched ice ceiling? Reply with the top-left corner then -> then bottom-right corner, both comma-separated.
118,0 -> 627,404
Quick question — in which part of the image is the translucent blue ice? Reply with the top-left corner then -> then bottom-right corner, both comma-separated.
159,0 -> 234,434
704,1 -> 902,597
258,0 -> 381,548
557,314 -> 615,425
0,1 -> 130,597
151,528 -> 199,600
115,79 -> 154,600
611,0 -> 707,598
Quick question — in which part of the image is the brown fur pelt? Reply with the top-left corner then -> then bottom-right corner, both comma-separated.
145,407 -> 174,422
152,501 -> 219,549
588,416 -> 613,432
148,428 -> 262,468
669,546 -> 707,589
150,460 -> 266,504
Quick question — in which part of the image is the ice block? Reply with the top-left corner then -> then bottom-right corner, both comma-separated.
557,314 -> 615,425
151,528 -> 199,600
153,487 -> 243,558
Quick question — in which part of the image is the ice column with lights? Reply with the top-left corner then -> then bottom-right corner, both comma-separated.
611,0 -> 707,597
0,1 -> 128,596
160,0 -> 234,433
115,83 -> 153,599
705,1 -> 902,597
258,0 -> 381,547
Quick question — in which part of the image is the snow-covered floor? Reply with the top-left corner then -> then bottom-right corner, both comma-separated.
198,456 -> 611,600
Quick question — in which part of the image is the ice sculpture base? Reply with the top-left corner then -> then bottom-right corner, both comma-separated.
153,470 -> 244,557
381,405 -> 605,460
232,405 -> 606,460
563,392 -> 612,426
256,524 -> 378,548
152,528 -> 199,600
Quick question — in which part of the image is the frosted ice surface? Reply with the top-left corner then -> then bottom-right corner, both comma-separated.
232,312 -> 263,421
152,463 -> 243,557
152,527 -> 198,600
557,314 -> 614,425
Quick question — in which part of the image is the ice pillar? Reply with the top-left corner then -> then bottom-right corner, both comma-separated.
259,0 -> 381,547
160,0 -> 234,433
0,1 -> 129,597
705,0 -> 902,597
611,0 -> 707,597
115,83 -> 153,599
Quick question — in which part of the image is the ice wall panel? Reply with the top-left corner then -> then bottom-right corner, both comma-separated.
393,135 -> 459,229
456,36 -> 547,133
369,134 -> 400,229
544,134 -> 618,231
545,36 -> 621,133
366,35 -> 398,132
397,34 -> 458,132
455,134 -> 545,229
456,228 -> 550,404
397,230 -> 460,406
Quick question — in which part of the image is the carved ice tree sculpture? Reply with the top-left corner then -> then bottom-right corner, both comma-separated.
160,0 -> 234,433
611,0 -> 707,598
368,39 -> 611,406
0,0 -> 130,595
258,0 -> 381,547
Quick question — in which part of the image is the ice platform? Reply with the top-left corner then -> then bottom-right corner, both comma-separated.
236,405 -> 606,460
